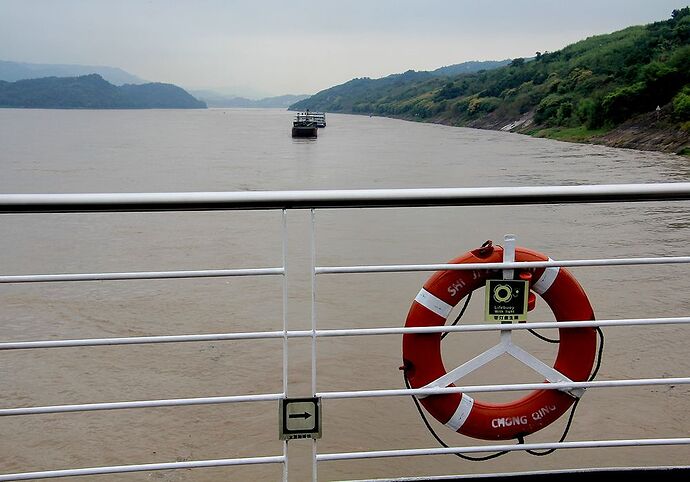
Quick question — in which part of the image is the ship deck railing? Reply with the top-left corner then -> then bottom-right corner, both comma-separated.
1,184 -> 689,481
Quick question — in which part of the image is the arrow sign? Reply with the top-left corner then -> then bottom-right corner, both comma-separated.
280,397 -> 322,440
289,411 -> 312,420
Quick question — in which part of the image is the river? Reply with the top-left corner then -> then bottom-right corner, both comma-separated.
0,108 -> 689,480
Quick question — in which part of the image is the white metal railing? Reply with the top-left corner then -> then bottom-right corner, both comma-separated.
0,267 -> 283,283
2,182 -> 690,213
0,456 -> 287,482
316,437 -> 690,462
1,184 -> 690,481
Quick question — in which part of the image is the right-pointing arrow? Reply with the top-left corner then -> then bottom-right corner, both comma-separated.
288,411 -> 312,420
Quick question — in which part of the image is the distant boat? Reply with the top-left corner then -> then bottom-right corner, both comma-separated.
292,112 -> 318,138
311,112 -> 326,128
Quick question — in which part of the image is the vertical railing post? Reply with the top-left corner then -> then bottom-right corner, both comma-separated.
501,234 -> 516,345
502,233 -> 516,281
310,208 -> 318,482
281,209 -> 289,482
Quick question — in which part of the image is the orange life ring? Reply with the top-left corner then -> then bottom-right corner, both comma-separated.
402,243 -> 597,441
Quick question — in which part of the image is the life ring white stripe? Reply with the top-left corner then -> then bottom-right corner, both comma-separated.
532,259 -> 560,294
445,394 -> 474,431
415,288 -> 453,319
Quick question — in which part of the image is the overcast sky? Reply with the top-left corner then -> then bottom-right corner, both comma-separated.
0,0 -> 686,97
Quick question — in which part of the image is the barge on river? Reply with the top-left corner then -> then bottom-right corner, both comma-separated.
291,112 -> 318,138
311,112 -> 326,127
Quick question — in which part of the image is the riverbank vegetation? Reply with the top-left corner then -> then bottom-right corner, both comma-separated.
292,8 -> 690,154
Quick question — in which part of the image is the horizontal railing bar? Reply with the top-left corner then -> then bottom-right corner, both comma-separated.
311,316 -> 690,336
2,316 -> 690,350
316,256 -> 690,274
317,377 -> 690,400
0,331 -> 288,350
346,466 -> 690,482
2,183 -> 690,213
0,455 -> 285,481
316,437 -> 690,462
0,267 -> 283,283
0,393 -> 284,417
0,256 -> 690,283
3,377 -> 687,417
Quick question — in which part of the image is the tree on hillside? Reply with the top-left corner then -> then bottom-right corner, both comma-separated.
672,7 -> 690,20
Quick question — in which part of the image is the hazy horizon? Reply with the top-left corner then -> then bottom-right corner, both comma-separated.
1,1 -> 686,98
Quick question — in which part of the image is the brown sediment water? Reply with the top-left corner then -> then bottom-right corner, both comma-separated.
0,108 -> 689,480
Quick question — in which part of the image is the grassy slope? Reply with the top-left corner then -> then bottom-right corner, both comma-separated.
292,9 -> 690,154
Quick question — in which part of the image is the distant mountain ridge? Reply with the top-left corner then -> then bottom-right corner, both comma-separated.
194,68 -> 507,109
431,59 -> 511,76
289,59 -> 511,112
0,60 -> 145,85
191,91 -> 310,108
0,74 -> 206,109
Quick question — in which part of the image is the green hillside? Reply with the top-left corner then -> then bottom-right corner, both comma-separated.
292,8 -> 690,153
0,74 -> 206,109
290,60 -> 510,113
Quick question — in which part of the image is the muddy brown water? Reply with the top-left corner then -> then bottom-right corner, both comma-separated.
0,108 -> 689,480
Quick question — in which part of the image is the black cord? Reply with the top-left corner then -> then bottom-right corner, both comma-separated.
523,326 -> 604,456
528,328 -> 559,343
401,291 -> 507,461
522,399 -> 580,455
441,292 -> 472,340
406,293 -> 605,459
403,371 -> 511,461
590,327 -> 604,381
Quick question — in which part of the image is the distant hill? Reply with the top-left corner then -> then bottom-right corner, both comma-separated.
0,60 -> 145,85
0,74 -> 206,109
289,60 -> 511,112
192,91 -> 310,108
431,59 -> 512,76
291,9 -> 690,154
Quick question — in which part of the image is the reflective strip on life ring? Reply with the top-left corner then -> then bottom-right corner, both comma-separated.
415,288 -> 453,318
532,259 -> 559,294
402,244 -> 597,441
445,393 -> 475,431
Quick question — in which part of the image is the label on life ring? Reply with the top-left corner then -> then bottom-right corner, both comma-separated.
484,279 -> 529,323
